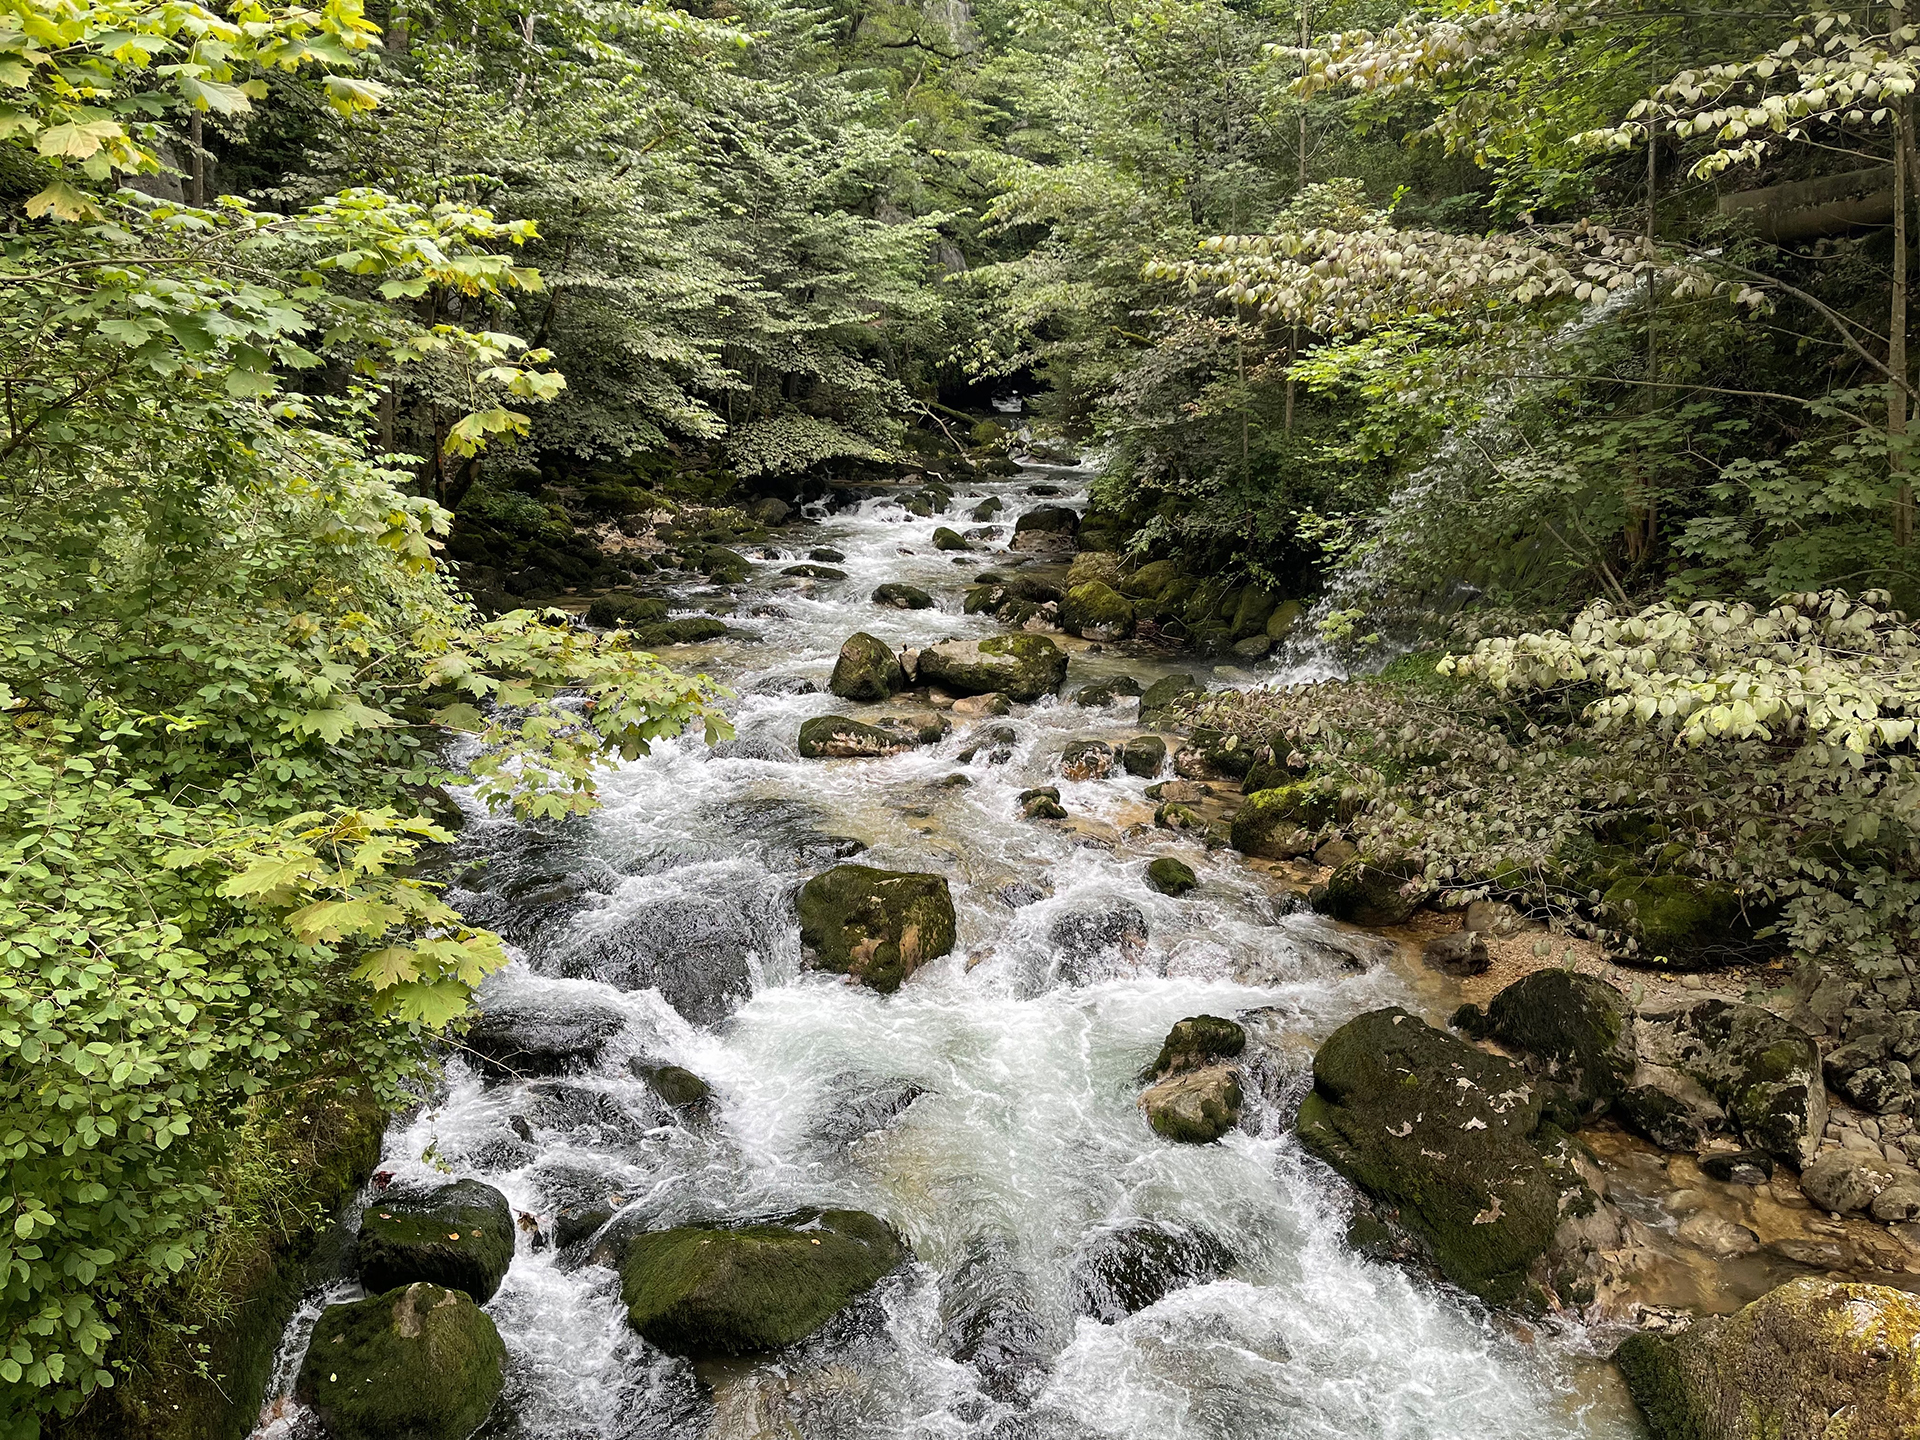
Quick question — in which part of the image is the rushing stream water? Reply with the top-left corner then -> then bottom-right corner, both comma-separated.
255,468 -> 1645,1440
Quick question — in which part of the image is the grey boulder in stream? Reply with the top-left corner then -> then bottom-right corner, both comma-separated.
798,864 -> 957,992
916,634 -> 1068,702
619,1210 -> 906,1356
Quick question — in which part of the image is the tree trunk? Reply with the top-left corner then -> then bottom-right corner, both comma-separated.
1893,105 -> 1912,547
188,110 -> 204,207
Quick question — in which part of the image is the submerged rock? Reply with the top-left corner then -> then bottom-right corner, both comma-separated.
631,1059 -> 715,1113
1296,1007 -> 1562,1304
462,993 -> 626,1080
1616,1278 -> 1920,1440
560,889 -> 774,1024
1049,903 -> 1149,985
619,1210 -> 906,1356
917,635 -> 1069,702
296,1283 -> 507,1440
828,632 -> 907,701
798,865 -> 957,993
941,1238 -> 1048,1404
1067,1220 -> 1232,1322
356,1180 -> 516,1304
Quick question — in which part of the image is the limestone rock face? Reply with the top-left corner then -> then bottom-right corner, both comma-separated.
619,1210 -> 906,1357
1616,1278 -> 1920,1440
295,1283 -> 508,1440
916,635 -> 1069,702
1295,1007 -> 1563,1303
797,865 -> 957,993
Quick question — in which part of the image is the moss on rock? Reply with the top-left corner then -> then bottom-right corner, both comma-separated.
828,632 -> 906,701
1147,1015 -> 1245,1079
1060,581 -> 1136,641
917,635 -> 1068,702
1296,1008 -> 1562,1304
1121,735 -> 1167,777
295,1283 -> 507,1440
1310,858 -> 1425,926
1603,875 -> 1747,967
1140,1067 -> 1242,1143
1476,971 -> 1637,1113
619,1210 -> 906,1356
1616,1278 -> 1920,1440
1137,673 -> 1202,721
797,865 -> 956,992
356,1180 -> 514,1304
1229,784 -> 1333,860
1145,857 -> 1197,896
872,582 -> 935,610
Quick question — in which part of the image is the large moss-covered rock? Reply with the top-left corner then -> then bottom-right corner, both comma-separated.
1464,971 -> 1637,1114
1227,587 -> 1277,639
295,1283 -> 507,1440
1295,1008 -> 1561,1303
630,616 -> 730,647
1230,784 -> 1334,860
1603,874 -> 1746,967
1060,581 -> 1136,641
797,714 -> 944,758
1616,1278 -> 1920,1440
619,1210 -> 906,1356
828,632 -> 905,701
1633,1000 -> 1827,1166
586,595 -> 670,628
356,1180 -> 515,1305
932,526 -> 971,552
872,581 -> 935,610
1145,857 -> 1197,896
916,635 -> 1068,702
797,865 -> 957,992
1309,858 -> 1425,926
1147,1015 -> 1246,1080
1119,559 -> 1182,598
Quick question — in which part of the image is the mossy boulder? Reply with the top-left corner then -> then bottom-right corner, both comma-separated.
1230,784 -> 1334,860
356,1181 -> 515,1304
872,581 -> 935,610
933,526 -> 971,552
1616,1278 -> 1920,1440
1145,857 -> 1197,896
694,545 -> 752,583
1147,1015 -> 1245,1079
1010,505 -> 1079,556
619,1210 -> 906,1357
1227,588 -> 1277,639
1139,1067 -> 1242,1143
1310,858 -> 1426,926
586,595 -> 670,628
797,714 -> 943,758
1466,971 -> 1637,1114
917,635 -> 1068,702
782,563 -> 846,580
1633,999 -> 1827,1166
797,865 -> 957,992
1121,735 -> 1167,777
1059,581 -> 1135,641
1295,1008 -> 1562,1304
631,1060 -> 714,1112
828,632 -> 906,702
1603,875 -> 1748,967
1066,552 -> 1124,589
295,1283 -> 507,1440
1120,559 -> 1182,599
1266,600 -> 1306,641
1138,674 -> 1203,719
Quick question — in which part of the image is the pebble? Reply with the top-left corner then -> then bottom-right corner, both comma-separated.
1863,1118 -> 1883,1141
1841,1130 -> 1885,1156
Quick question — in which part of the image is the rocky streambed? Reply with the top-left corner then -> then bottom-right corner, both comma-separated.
247,468 -> 1920,1440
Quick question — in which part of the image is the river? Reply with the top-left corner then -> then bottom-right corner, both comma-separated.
253,467 -> 1645,1440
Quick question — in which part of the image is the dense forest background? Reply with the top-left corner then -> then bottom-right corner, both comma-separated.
7,0 -> 1920,1431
